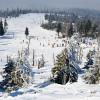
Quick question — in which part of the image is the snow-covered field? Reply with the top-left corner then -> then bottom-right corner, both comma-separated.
0,13 -> 100,100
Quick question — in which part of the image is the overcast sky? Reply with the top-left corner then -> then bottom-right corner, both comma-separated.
0,0 -> 100,11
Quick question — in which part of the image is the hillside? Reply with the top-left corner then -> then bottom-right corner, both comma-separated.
0,13 -> 100,100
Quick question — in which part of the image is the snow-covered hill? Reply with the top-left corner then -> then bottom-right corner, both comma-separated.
0,13 -> 100,100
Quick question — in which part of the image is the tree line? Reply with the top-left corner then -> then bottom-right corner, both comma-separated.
41,13 -> 99,38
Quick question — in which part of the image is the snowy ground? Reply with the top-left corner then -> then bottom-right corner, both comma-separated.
0,13 -> 100,100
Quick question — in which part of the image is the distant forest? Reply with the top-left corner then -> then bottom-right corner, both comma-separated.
0,8 -> 100,20
40,8 -> 100,38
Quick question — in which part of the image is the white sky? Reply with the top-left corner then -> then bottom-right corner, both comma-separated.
0,0 -> 100,10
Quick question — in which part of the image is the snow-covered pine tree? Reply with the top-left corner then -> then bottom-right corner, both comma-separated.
87,50 -> 95,60
51,33 -> 85,84
83,65 -> 100,84
68,33 -> 80,61
0,58 -> 24,92
0,48 -> 34,92
82,50 -> 94,69
17,48 -> 34,85
52,48 -> 78,84
83,34 -> 100,84
52,48 -> 68,77
68,33 -> 83,73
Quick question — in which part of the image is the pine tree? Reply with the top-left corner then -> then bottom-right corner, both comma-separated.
25,27 -> 29,38
52,48 -> 68,77
52,48 -> 78,84
83,34 -> 100,84
85,19 -> 92,36
83,65 -> 100,84
56,23 -> 62,37
0,20 -> 4,36
68,23 -> 73,37
0,59 -> 22,92
0,59 -> 24,92
0,49 -> 34,92
77,19 -> 92,36
4,18 -> 8,33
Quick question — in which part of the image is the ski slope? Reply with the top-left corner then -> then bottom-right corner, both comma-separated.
0,13 -> 100,100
